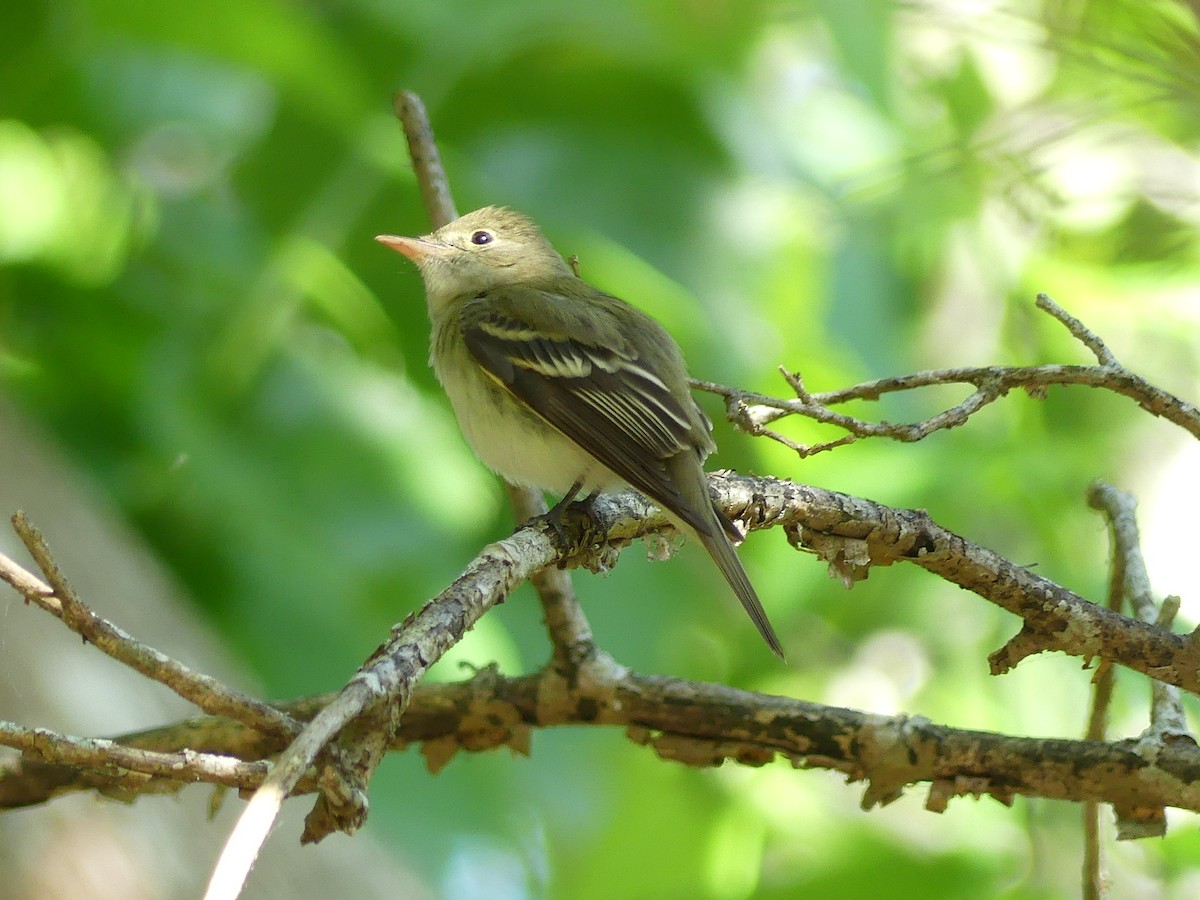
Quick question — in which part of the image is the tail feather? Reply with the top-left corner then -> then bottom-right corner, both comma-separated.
661,454 -> 785,659
697,523 -> 785,660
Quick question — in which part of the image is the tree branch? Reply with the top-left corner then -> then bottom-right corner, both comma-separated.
0,720 -> 273,796
202,520 -> 558,900
1086,482 -> 1194,847
1,514 -> 299,741
693,294 -> 1200,457
6,473 -> 1200,812
693,473 -> 1200,694
8,667 -> 1200,819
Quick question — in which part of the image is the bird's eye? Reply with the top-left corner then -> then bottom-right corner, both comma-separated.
470,230 -> 494,246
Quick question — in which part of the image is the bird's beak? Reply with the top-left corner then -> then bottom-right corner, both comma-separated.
374,234 -> 444,262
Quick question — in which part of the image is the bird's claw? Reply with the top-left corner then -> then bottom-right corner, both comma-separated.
539,488 -> 600,550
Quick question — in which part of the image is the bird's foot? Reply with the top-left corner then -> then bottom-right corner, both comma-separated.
540,483 -> 600,550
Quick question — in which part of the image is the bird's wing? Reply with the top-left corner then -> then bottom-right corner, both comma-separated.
460,291 -> 713,534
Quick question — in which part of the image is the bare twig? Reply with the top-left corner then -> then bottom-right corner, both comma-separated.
1088,484 -> 1158,623
1082,482 -> 1128,900
1085,482 -> 1195,849
1087,485 -> 1192,740
1148,597 -> 1187,743
0,719 -> 270,793
2,514 -> 299,741
505,485 -> 599,673
393,91 -> 458,228
1037,294 -> 1118,366
693,295 -> 1200,457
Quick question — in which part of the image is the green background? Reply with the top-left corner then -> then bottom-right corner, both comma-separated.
3,0 -> 1200,896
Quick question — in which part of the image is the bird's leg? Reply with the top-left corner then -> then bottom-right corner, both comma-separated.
541,479 -> 584,546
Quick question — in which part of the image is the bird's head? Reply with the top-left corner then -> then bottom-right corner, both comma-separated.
376,207 -> 573,312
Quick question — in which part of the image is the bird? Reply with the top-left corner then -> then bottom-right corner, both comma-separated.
376,206 -> 784,658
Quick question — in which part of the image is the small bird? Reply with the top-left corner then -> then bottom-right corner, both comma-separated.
376,207 -> 784,658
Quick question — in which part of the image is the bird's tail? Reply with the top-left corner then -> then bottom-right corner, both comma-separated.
660,454 -> 784,658
697,516 -> 785,660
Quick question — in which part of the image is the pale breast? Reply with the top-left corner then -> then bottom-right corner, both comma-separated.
432,333 -> 624,497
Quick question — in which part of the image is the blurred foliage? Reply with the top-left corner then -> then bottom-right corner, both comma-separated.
3,0 -> 1200,897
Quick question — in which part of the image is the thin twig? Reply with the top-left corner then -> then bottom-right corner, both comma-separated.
1087,485 -> 1192,734
1086,482 -> 1194,844
1037,293 -> 1118,366
1088,484 -> 1159,623
1149,597 -> 1187,741
504,484 -> 598,671
0,720 -> 270,792
1082,482 -> 1127,900
393,91 -> 458,228
3,514 -> 299,741
693,298 -> 1200,456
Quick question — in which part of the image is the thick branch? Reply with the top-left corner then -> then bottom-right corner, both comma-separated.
8,669 -> 1200,818
8,473 -> 1199,816
701,474 -> 1200,694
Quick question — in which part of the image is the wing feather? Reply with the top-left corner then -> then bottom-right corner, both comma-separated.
461,296 -> 712,533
